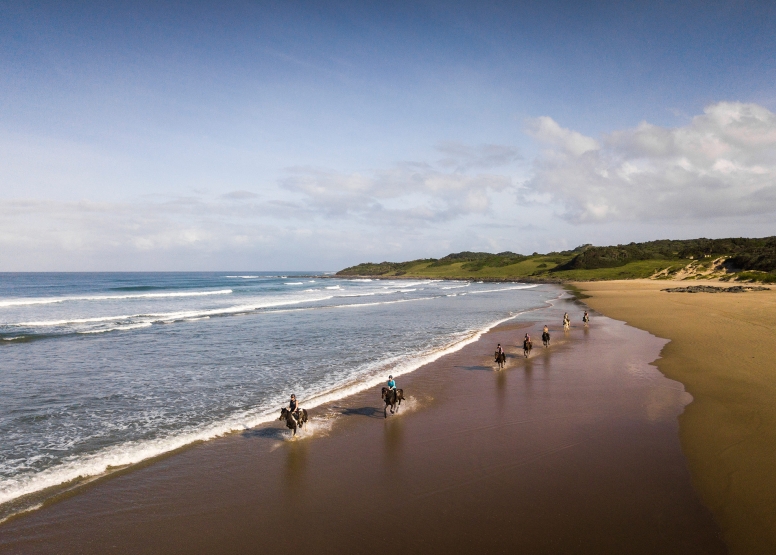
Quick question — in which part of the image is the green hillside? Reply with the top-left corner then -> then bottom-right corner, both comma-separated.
336,237 -> 776,283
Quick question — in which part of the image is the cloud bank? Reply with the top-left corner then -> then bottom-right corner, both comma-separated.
525,102 -> 776,223
0,143 -> 522,270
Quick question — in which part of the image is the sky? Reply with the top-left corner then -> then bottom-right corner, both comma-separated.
1,0 -> 775,271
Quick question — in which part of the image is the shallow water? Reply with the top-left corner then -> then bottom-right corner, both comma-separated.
0,272 -> 556,508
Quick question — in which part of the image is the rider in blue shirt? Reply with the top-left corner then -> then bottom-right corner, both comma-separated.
387,375 -> 396,390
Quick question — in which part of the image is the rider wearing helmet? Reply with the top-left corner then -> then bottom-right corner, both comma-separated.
387,375 -> 397,390
496,343 -> 504,355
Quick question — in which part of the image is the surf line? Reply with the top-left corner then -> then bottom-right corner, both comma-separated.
0,305 -> 544,514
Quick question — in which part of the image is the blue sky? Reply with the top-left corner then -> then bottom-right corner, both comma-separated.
1,1 -> 775,270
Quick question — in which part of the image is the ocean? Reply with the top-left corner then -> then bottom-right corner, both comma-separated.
0,272 -> 558,512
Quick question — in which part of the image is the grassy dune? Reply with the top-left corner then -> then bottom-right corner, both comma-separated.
336,237 -> 776,282
339,256 -> 695,281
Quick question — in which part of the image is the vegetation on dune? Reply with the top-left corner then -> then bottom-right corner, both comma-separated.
553,237 -> 776,271
335,236 -> 776,282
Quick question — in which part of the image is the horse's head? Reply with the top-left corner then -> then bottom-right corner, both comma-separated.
279,408 -> 288,420
381,387 -> 388,399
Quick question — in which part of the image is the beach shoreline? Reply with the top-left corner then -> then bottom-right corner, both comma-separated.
0,294 -> 726,554
0,291 -> 553,524
573,279 -> 776,554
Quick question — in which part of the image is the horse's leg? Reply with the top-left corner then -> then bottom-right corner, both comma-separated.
384,403 -> 388,418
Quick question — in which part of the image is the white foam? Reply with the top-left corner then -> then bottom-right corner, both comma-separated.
225,276 -> 260,279
79,322 -> 153,334
468,284 -> 538,294
14,296 -> 336,328
284,282 -> 304,285
334,297 -> 434,309
0,405 -> 284,507
0,289 -> 233,308
325,285 -> 342,290
385,281 -> 428,288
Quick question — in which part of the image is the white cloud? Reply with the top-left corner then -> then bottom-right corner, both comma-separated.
524,102 -> 776,223
279,144 -> 518,223
526,116 -> 600,156
0,141 -> 526,269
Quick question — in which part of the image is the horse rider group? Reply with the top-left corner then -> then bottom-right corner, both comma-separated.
289,313 -> 591,424
497,311 -> 591,360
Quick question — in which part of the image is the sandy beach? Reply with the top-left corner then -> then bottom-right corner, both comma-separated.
0,296 -> 725,554
574,280 -> 776,555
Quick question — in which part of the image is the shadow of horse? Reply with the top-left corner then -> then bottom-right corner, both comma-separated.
455,364 -> 494,371
240,427 -> 289,440
339,406 -> 383,419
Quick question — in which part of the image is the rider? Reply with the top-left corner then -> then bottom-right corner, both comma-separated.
496,343 -> 504,356
387,375 -> 397,391
289,394 -> 300,421
563,312 -> 570,327
524,333 -> 531,345
583,311 -> 590,324
543,325 -> 549,334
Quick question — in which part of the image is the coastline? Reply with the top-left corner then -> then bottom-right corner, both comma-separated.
0,295 -> 725,554
573,279 -> 776,554
0,291 -> 548,524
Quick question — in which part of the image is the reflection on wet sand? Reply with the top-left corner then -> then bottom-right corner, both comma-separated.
382,419 -> 404,471
495,368 -> 507,412
283,441 -> 308,494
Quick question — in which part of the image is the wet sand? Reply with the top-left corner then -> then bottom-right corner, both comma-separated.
573,280 -> 776,555
0,297 -> 725,554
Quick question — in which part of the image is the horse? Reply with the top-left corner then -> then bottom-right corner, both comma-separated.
279,407 -> 308,436
495,350 -> 506,369
563,317 -> 570,331
523,339 -> 532,358
542,331 -> 550,347
381,387 -> 405,418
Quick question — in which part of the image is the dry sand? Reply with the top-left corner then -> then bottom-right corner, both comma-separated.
0,296 -> 725,554
574,279 -> 776,555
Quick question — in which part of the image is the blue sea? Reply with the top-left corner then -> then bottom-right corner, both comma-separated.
0,272 -> 558,510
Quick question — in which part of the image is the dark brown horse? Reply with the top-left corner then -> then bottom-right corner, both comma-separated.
381,387 -> 405,418
523,339 -> 532,358
495,350 -> 506,369
542,331 -> 550,347
279,407 -> 308,436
